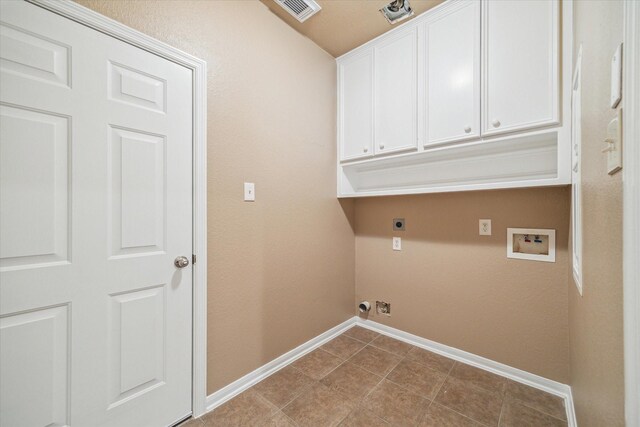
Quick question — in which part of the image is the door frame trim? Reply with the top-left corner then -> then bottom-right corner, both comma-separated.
623,1 -> 640,425
26,0 -> 209,418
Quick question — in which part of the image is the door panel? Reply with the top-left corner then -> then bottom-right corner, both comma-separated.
375,27 -> 418,155
109,285 -> 166,408
425,1 -> 480,146
482,0 -> 559,136
0,105 -> 70,269
0,2 -> 193,426
109,126 -> 166,257
0,22 -> 71,88
0,305 -> 69,427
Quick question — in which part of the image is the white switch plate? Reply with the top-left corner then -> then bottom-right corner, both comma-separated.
605,110 -> 623,175
611,43 -> 622,108
392,237 -> 402,251
479,219 -> 492,235
244,182 -> 255,201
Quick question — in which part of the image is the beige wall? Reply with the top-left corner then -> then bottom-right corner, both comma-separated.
76,0 -> 355,394
355,187 -> 571,383
568,1 -> 625,425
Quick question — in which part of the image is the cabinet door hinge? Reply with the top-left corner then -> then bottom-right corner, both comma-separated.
192,254 -> 196,264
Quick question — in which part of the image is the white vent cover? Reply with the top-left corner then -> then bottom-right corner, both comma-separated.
275,0 -> 321,22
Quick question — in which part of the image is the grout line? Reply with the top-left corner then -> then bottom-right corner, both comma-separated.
508,397 -> 568,423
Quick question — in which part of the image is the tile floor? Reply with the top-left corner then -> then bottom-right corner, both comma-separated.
182,327 -> 567,427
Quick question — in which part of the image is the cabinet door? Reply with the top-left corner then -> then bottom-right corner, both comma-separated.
482,0 -> 559,136
375,27 -> 418,155
338,49 -> 374,161
425,1 -> 480,146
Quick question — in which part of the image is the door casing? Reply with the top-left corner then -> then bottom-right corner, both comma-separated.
24,0 -> 209,419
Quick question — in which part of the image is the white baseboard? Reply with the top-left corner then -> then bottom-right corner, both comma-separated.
205,317 -> 357,412
204,316 -> 576,426
356,318 -> 577,427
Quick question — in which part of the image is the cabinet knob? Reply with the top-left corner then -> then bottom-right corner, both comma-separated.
379,144 -> 385,150
363,147 -> 369,153
492,119 -> 501,128
464,126 -> 472,133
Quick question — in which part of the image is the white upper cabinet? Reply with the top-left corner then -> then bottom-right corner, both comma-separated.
374,27 -> 418,155
482,0 -> 559,136
338,49 -> 374,161
424,1 -> 480,146
336,0 -> 570,197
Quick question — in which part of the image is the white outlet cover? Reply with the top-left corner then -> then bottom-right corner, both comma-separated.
479,219 -> 492,236
392,237 -> 402,251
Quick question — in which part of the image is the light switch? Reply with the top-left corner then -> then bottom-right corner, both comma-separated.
602,110 -> 622,175
244,182 -> 255,201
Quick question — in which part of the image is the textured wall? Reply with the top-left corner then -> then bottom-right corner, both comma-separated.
355,187 -> 571,383
75,0 -> 356,394
568,1 -> 625,425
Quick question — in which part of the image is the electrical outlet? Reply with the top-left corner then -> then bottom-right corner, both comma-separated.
393,237 -> 402,251
376,301 -> 391,316
479,219 -> 492,236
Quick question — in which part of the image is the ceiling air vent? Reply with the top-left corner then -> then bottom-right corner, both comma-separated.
275,0 -> 321,23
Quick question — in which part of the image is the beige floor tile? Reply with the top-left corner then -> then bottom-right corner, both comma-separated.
342,327 -> 380,343
434,377 -> 503,426
406,347 -> 455,374
349,345 -> 402,376
338,406 -> 389,426
449,362 -> 507,394
254,365 -> 315,408
504,380 -> 566,421
203,389 -> 279,427
260,411 -> 298,427
387,358 -> 447,400
362,379 -> 430,425
321,335 -> 367,360
370,335 -> 414,356
178,417 -> 204,426
320,362 -> 383,402
282,382 -> 356,427
420,403 -> 483,427
291,348 -> 344,380
499,399 -> 568,427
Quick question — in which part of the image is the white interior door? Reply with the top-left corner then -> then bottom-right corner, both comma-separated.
0,2 -> 193,426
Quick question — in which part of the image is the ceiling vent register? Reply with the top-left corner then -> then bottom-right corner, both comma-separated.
275,0 -> 322,23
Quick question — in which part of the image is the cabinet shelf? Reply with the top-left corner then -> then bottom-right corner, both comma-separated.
339,130 -> 568,197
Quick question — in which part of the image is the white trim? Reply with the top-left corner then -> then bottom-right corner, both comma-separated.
204,316 -> 575,426
25,0 -> 209,418
355,319 -> 576,427
623,1 -> 640,426
571,44 -> 584,295
205,318 -> 357,412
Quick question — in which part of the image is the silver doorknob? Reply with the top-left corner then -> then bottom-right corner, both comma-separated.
492,119 -> 501,128
464,125 -> 472,133
174,256 -> 190,268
